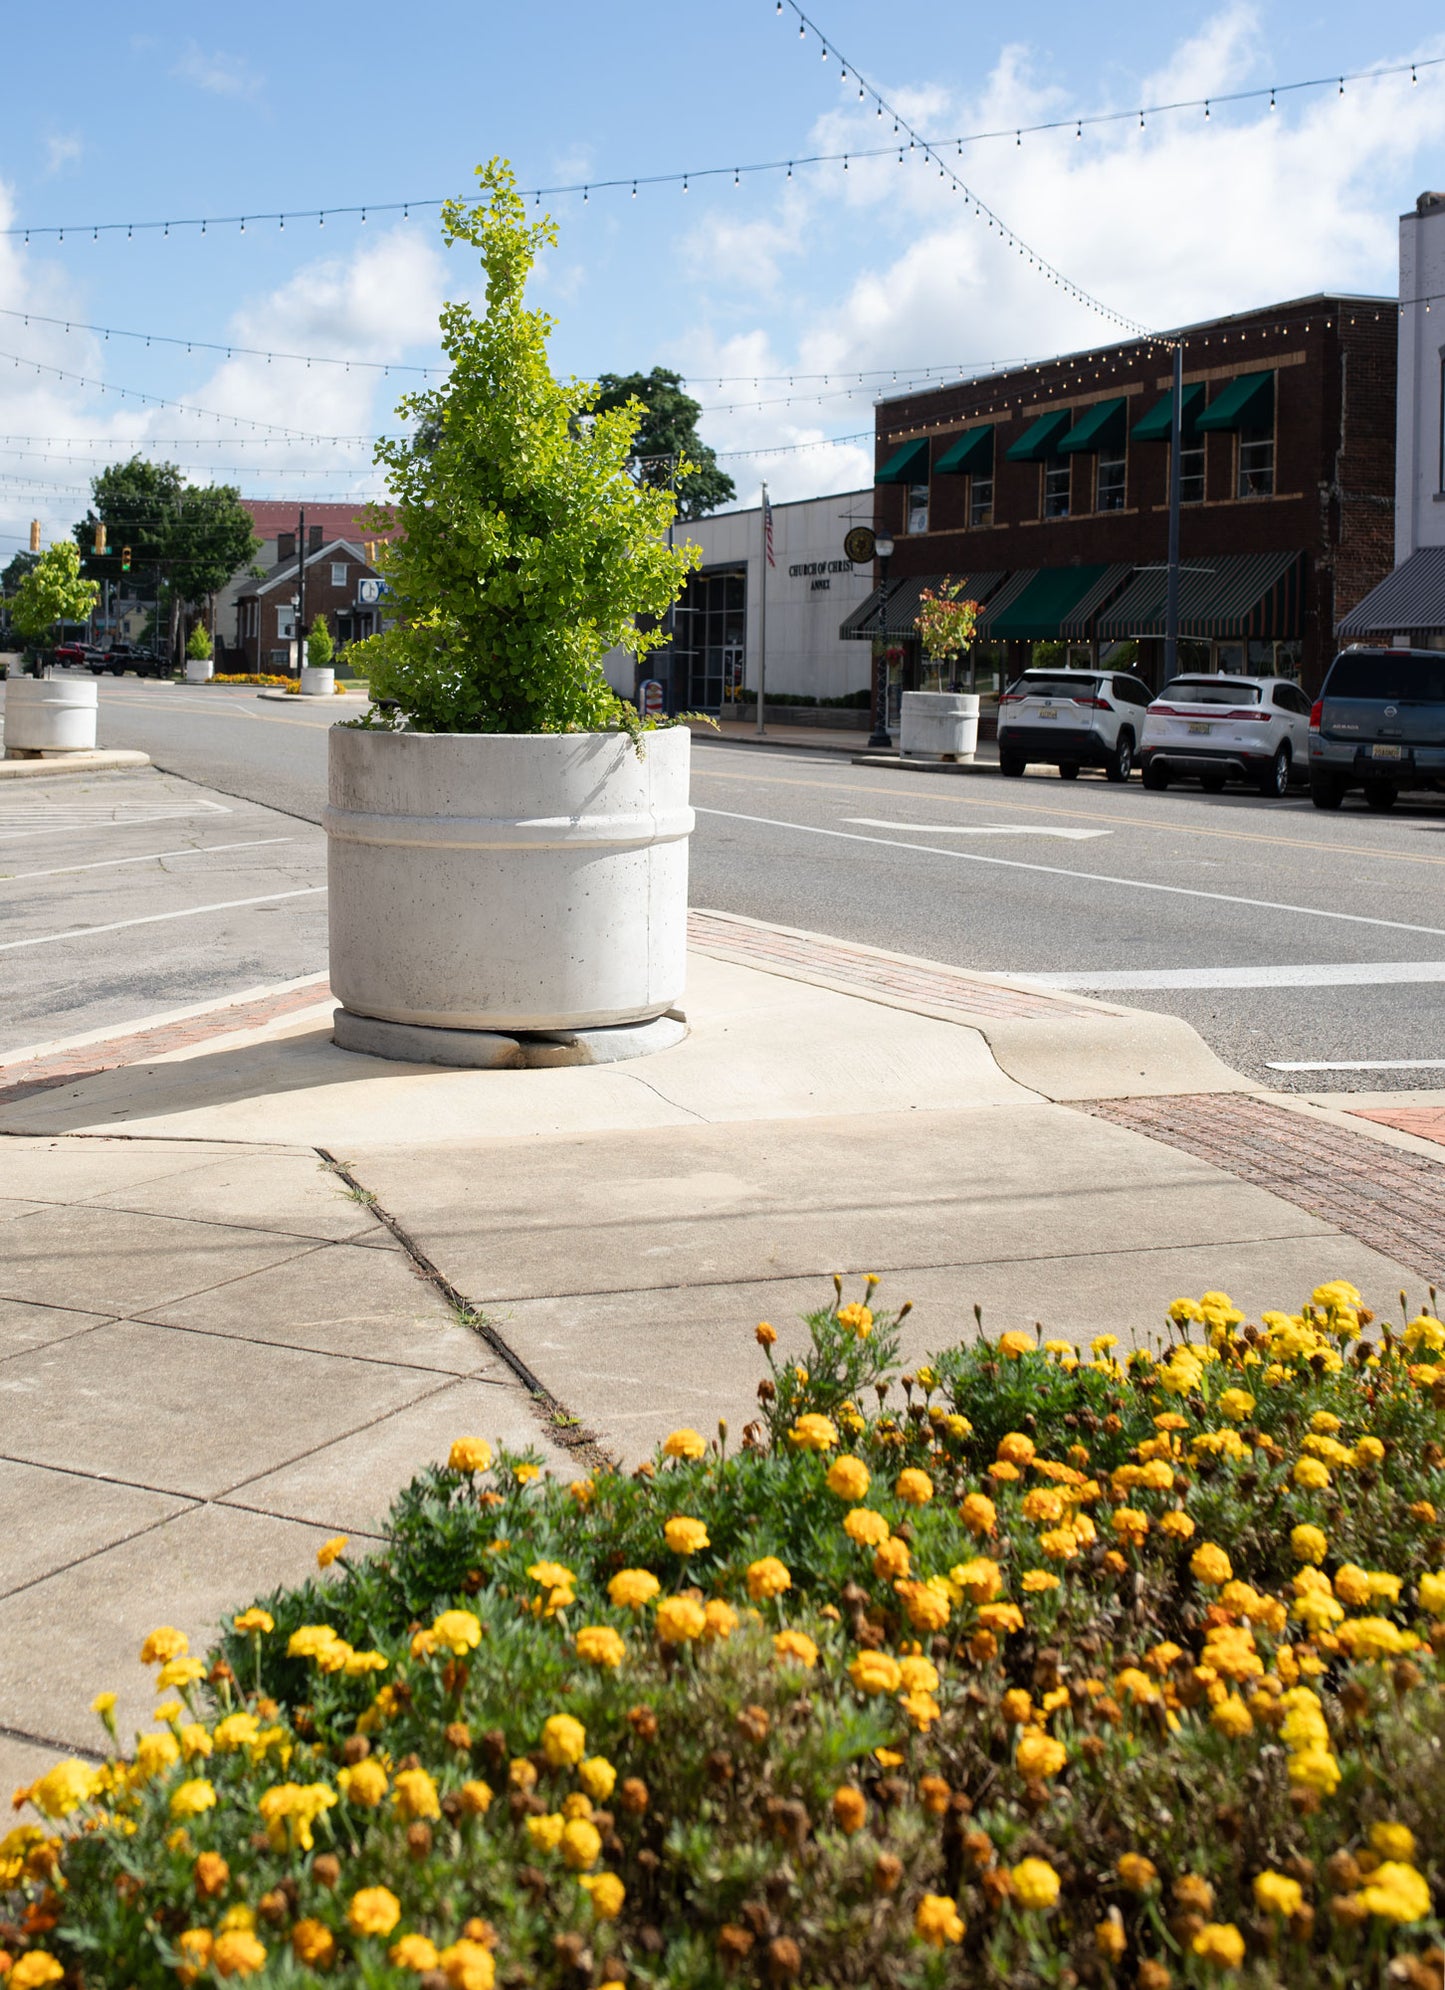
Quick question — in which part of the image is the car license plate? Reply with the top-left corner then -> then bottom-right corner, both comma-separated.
1187,721 -> 1212,735
1372,743 -> 1403,760
1037,706 -> 1058,720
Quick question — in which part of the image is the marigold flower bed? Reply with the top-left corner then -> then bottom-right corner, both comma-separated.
6,1281 -> 1445,1988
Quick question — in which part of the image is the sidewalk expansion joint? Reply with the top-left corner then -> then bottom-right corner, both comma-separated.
1085,1094 -> 1445,1288
1,1721 -> 105,1765
315,1150 -> 614,1473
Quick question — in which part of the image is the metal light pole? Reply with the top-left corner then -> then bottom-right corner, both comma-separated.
1164,343 -> 1183,682
755,481 -> 768,737
867,535 -> 895,749
295,506 -> 307,676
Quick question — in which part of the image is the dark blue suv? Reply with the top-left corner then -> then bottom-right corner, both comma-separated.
1309,646 -> 1445,810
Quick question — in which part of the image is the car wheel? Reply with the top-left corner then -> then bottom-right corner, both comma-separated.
1258,743 -> 1291,798
1105,730 -> 1134,783
1141,758 -> 1170,791
999,752 -> 1025,778
1200,771 -> 1227,794
1363,779 -> 1397,813
1310,774 -> 1346,810
1057,763 -> 1080,781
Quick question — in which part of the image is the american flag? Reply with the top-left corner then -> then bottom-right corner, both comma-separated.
762,486 -> 775,568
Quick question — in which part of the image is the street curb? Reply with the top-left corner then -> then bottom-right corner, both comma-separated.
0,749 -> 151,779
850,751 -> 1004,777
0,972 -> 331,1072
256,690 -> 367,705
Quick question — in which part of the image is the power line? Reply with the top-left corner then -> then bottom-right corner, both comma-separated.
0,349 -> 390,440
0,306 -> 439,378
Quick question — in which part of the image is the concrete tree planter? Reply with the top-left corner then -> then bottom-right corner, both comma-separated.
325,725 -> 693,1063
299,665 -> 335,697
184,657 -> 215,684
900,690 -> 979,761
4,673 -> 99,755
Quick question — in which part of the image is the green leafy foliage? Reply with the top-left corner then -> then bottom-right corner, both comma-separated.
75,459 -> 258,606
351,160 -> 698,735
185,622 -> 213,661
591,367 -> 736,521
9,539 -> 98,645
306,614 -> 334,669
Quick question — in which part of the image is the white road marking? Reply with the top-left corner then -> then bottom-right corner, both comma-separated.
0,800 -> 231,844
846,817 -> 1111,842
0,886 -> 327,952
0,838 -> 293,884
693,806 -> 1445,939
1020,961 -> 1445,991
1267,1058 -> 1445,1072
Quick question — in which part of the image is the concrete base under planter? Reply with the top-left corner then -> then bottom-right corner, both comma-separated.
332,1007 -> 688,1070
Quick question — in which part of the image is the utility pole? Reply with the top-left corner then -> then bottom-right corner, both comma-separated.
1164,342 -> 1183,682
755,481 -> 769,737
296,506 -> 307,675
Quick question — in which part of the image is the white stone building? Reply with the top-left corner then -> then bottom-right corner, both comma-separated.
602,488 -> 874,710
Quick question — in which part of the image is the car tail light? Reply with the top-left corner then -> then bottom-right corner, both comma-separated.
1225,709 -> 1271,722
998,693 -> 1022,705
1309,699 -> 1322,731
1078,697 -> 1112,711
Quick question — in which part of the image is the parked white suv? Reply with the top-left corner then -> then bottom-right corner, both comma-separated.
1140,675 -> 1311,798
997,668 -> 1153,782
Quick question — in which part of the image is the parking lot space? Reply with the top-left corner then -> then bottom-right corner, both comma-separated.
0,767 -> 328,1055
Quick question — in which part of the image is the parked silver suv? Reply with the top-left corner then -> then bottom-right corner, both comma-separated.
1309,646 -> 1445,811
997,668 -> 1152,782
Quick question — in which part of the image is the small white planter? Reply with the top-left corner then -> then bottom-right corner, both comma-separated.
4,673 -> 99,754
185,656 -> 215,684
326,725 -> 693,1031
299,665 -> 335,697
900,690 -> 979,761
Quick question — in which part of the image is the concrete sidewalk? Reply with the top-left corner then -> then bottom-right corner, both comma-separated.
5,908 -> 1445,1793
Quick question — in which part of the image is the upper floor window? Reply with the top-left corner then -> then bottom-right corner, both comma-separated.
1237,425 -> 1274,498
968,474 -> 993,528
906,482 -> 929,533
330,561 -> 348,587
1096,448 -> 1126,512
1179,441 -> 1205,505
1043,454 -> 1070,519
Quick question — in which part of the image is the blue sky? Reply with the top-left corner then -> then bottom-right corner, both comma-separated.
2,0 -> 1443,548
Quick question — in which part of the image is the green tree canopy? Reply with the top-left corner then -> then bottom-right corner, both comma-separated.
10,540 -> 98,644
74,459 -> 257,604
354,159 -> 698,734
1,550 -> 39,597
592,367 -> 736,521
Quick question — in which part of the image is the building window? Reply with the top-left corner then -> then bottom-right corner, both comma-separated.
1178,441 -> 1205,505
676,567 -> 746,711
1043,454 -> 1070,519
330,562 -> 348,586
906,481 -> 929,533
277,610 -> 295,641
1237,424 -> 1274,498
1096,448 -> 1126,512
968,474 -> 993,527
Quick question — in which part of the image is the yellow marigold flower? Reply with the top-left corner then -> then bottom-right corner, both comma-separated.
873,1536 -> 911,1580
10,1956 -> 66,1990
431,1609 -> 482,1655
27,1759 -> 100,1818
843,1506 -> 890,1547
998,1329 -> 1036,1359
526,1811 -> 566,1853
977,1601 -> 1025,1634
951,1556 -> 1003,1603
392,1768 -> 440,1820
1290,1524 -> 1328,1565
1111,1506 -> 1150,1547
608,1568 -> 660,1609
755,1321 -> 777,1346
1117,1853 -> 1158,1893
569,1626 -> 623,1674
133,1731 -> 180,1781
140,1626 -> 188,1666
1287,1748 -> 1340,1795
836,1301 -> 874,1338
959,1491 -> 997,1536
1332,1562 -> 1372,1606
1190,1543 -> 1232,1587
390,1934 -> 440,1972
655,1596 -> 707,1644
1353,1862 -> 1432,1923
746,1556 -> 792,1601
850,1651 -> 902,1696
290,1919 -> 336,1968
1420,1570 -> 1445,1617
257,1781 -> 336,1853
997,1431 -> 1037,1466
1292,1455 -> 1330,1490
287,1623 -> 342,1660
1011,1858 -> 1061,1910
1253,1871 -> 1303,1918
1159,1509 -> 1196,1541
438,1937 -> 497,1990
1002,1688 -> 1033,1725
1039,1526 -> 1081,1561
914,1893 -> 966,1947
337,1759 -> 387,1806
1210,1696 -> 1254,1738
168,1778 -> 216,1819
1191,1922 -> 1244,1970
703,1598 -> 739,1642
541,1713 -> 586,1767
788,1413 -> 838,1452
316,1535 -> 348,1570
826,1455 -> 871,1501
155,1655 -> 207,1691
1022,1569 -> 1061,1592
1336,1617 -> 1419,1660
578,1872 -> 625,1920
1022,1486 -> 1065,1524
773,1628 -> 820,1668
900,1579 -> 952,1632
212,1712 -> 260,1753
664,1516 -> 710,1556
508,1759 -> 538,1792
514,1463 -> 542,1485
562,1817 -> 602,1870
210,1931 -> 267,1980
1015,1730 -> 1067,1779
893,1466 -> 932,1506
1095,1911 -> 1127,1962
576,1756 -> 615,1804
1217,1388 -> 1255,1422
455,1779 -> 492,1818
988,1459 -> 1021,1483
832,1785 -> 867,1834
662,1427 -> 706,1459
448,1436 -> 493,1474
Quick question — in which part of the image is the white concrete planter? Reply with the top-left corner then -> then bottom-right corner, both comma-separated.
184,656 -> 215,684
299,665 -> 335,698
4,673 -> 99,754
326,724 -> 693,1031
900,690 -> 979,761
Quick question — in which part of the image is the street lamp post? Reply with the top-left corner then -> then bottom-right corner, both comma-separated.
867,534 -> 895,749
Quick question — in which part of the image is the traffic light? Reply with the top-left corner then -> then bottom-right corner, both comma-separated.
94,523 -> 107,556
28,519 -> 40,552
120,546 -> 132,573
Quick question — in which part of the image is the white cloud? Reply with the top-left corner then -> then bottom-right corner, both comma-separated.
44,134 -> 83,177
171,43 -> 262,101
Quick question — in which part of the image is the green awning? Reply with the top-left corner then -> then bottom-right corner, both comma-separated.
1131,381 -> 1205,444
980,563 -> 1111,641
875,436 -> 930,485
1005,409 -> 1073,463
1058,397 -> 1127,455
1196,371 -> 1275,433
934,426 -> 994,476
1095,550 -> 1303,641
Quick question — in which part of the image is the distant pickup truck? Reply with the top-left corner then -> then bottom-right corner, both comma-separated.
92,643 -> 172,679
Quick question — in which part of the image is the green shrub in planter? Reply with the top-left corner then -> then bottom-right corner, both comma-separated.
8,1280 -> 1445,1987
306,616 -> 334,670
350,160 -> 696,735
185,624 -> 213,662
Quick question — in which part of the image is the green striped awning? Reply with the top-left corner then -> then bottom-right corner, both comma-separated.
1131,381 -> 1206,443
838,571 -> 1006,640
934,426 -> 994,475
875,436 -> 930,484
1005,410 -> 1073,463
1095,550 -> 1303,641
1058,398 -> 1127,455
1196,371 -> 1275,433
1058,564 -> 1136,639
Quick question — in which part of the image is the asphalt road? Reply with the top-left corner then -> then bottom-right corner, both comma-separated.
14,676 -> 1445,1091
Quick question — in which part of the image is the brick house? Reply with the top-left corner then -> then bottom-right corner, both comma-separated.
847,294 -> 1397,702
231,533 -> 388,674
214,502 -> 399,671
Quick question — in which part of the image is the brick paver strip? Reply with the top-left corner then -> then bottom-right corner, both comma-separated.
1088,1093 -> 1445,1287
0,981 -> 334,1108
686,908 -> 1096,1021
1353,1105 -> 1445,1149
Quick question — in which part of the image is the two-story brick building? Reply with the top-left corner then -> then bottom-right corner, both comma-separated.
846,294 -> 1397,704
231,528 -> 388,673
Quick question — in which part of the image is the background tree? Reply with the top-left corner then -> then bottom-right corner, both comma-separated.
591,367 -> 735,520
10,541 -> 99,661
1,549 -> 40,597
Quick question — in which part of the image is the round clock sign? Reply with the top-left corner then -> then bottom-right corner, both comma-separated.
843,525 -> 876,565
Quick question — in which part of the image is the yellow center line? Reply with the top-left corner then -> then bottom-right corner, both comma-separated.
691,757 -> 1445,869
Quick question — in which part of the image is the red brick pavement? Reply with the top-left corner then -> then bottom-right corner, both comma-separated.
1089,1093 -> 1445,1286
1353,1105 -> 1445,1149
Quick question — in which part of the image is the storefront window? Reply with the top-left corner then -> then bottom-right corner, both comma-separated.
1096,448 -> 1126,512
906,481 -> 929,533
676,567 -> 746,711
968,474 -> 993,527
1043,454 -> 1070,519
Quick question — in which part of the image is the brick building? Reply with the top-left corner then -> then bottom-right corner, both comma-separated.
846,294 -> 1397,701
214,502 -> 399,671
232,529 -> 387,673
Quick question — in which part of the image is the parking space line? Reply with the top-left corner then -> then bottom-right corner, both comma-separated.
1267,1059 -> 1445,1072
0,886 -> 327,953
845,817 -> 1110,841
0,838 -> 294,884
1020,961 -> 1445,990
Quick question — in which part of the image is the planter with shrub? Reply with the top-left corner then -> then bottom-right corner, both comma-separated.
301,616 -> 335,698
185,624 -> 215,685
3,543 -> 100,753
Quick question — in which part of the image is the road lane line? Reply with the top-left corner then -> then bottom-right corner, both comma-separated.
1018,961 -> 1445,990
694,806 -> 1445,939
1267,1059 -> 1445,1072
0,838 -> 294,883
0,886 -> 327,952
845,817 -> 1110,841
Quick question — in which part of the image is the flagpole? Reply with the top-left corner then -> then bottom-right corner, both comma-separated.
756,483 -> 770,737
